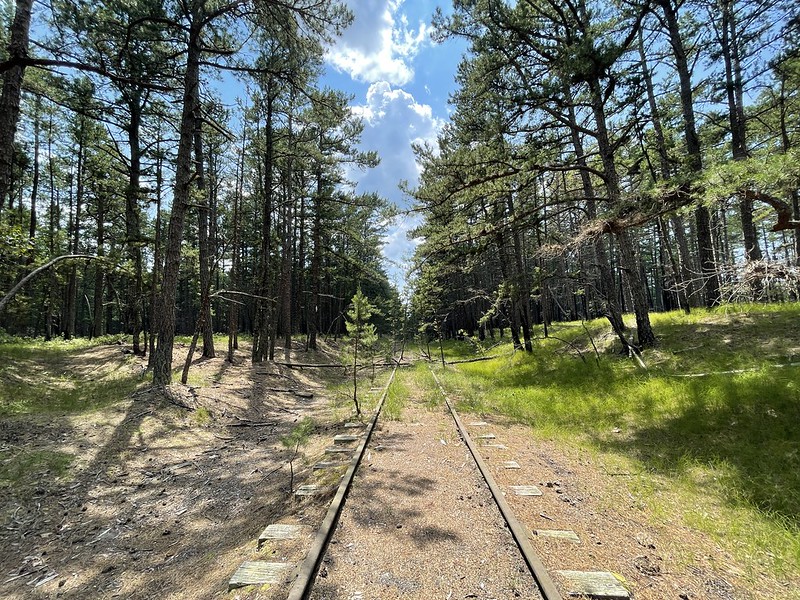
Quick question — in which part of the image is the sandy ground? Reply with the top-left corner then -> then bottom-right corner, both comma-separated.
311,392 -> 542,600
2,344 -> 795,600
0,341 -> 355,600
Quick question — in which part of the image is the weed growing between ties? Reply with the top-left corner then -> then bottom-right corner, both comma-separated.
434,304 -> 800,582
383,374 -> 409,420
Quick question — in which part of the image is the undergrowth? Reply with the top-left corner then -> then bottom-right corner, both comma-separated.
434,303 -> 800,582
0,337 -> 142,416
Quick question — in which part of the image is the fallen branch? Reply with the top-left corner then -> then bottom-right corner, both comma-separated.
212,289 -> 277,303
670,362 -> 800,377
275,361 -> 347,370
226,416 -> 276,427
446,354 -> 506,364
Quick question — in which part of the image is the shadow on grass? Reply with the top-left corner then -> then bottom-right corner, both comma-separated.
592,369 -> 800,525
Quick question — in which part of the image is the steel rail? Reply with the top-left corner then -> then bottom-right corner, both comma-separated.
285,365 -> 399,600
430,368 -> 564,600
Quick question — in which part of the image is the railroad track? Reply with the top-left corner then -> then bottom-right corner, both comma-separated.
228,361 -> 631,599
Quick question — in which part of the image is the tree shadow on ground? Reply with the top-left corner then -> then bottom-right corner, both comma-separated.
591,370 -> 800,525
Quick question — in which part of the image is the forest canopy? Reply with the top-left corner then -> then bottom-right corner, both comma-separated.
0,0 -> 402,384
407,0 -> 800,352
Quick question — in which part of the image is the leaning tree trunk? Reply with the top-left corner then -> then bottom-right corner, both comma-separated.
566,100 -> 626,337
589,81 -> 656,348
152,15 -> 202,386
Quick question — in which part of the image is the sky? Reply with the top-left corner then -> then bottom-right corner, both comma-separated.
318,0 -> 466,290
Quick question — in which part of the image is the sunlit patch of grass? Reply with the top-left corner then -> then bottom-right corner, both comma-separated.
382,375 -> 409,421
0,339 -> 142,417
192,406 -> 213,426
409,364 -> 442,408
435,303 -> 800,583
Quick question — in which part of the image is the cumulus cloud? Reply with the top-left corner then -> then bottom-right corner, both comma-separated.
347,82 -> 443,285
327,0 -> 429,85
352,81 -> 444,205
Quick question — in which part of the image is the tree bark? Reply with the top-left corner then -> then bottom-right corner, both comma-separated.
152,13 -> 202,386
64,124 -> 85,340
28,95 -> 40,240
148,135 -> 164,365
660,0 -> 721,306
0,0 -> 33,212
193,103 -> 215,358
566,100 -> 626,336
126,98 -> 145,354
588,79 -> 656,347
253,87 -> 275,363
308,159 -> 323,351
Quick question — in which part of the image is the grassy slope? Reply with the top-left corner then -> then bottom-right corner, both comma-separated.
434,303 -> 800,583
0,335 -> 143,416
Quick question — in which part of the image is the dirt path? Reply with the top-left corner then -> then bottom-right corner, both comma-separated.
310,377 -> 543,600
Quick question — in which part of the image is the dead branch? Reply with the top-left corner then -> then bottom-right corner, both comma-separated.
212,289 -> 277,303
0,254 -> 106,313
447,354 -> 506,364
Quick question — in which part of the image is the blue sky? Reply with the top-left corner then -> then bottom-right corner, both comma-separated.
319,0 -> 466,289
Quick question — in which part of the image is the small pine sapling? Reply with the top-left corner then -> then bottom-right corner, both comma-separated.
345,287 -> 378,417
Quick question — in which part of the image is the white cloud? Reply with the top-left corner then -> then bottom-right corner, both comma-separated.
381,213 -> 423,292
326,0 -> 429,85
352,81 -> 444,206
348,82 -> 443,286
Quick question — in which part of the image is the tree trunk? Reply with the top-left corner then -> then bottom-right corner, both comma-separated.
64,126 -> 85,340
0,0 -> 33,212
588,79 -> 656,347
508,193 -> 532,352
92,199 -> 105,337
279,181 -> 294,362
126,100 -> 145,355
253,88 -> 275,363
28,95 -> 40,240
148,135 -> 164,365
308,161 -> 323,351
718,0 -> 761,262
193,105 -> 215,358
45,112 -> 57,341
660,0 -> 721,306
152,14 -> 202,386
228,125 -> 245,362
566,99 -> 625,335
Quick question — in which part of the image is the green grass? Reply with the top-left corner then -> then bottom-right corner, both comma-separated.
0,337 -> 142,416
383,375 -> 408,420
435,303 -> 800,581
0,449 -> 73,486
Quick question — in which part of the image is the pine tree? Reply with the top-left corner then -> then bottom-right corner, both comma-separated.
345,287 -> 378,417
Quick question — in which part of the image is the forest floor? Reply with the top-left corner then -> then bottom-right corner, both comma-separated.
1,304 -> 798,600
0,338 -> 370,600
